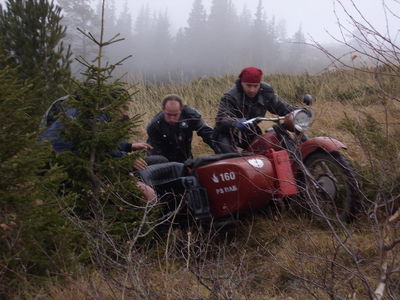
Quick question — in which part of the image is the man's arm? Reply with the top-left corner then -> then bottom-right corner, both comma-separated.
215,95 -> 240,132
187,107 -> 218,153
262,85 -> 298,116
146,123 -> 166,156
270,94 -> 299,116
119,141 -> 153,153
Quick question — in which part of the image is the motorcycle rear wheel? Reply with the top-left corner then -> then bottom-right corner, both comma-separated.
302,151 -> 360,222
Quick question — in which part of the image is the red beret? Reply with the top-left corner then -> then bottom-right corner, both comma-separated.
238,67 -> 263,83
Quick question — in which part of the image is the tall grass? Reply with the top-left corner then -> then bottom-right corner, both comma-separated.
128,68 -> 398,159
23,68 -> 400,300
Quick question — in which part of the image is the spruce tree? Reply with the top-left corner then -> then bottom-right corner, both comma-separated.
236,5 -> 253,68
0,0 -> 72,111
94,0 -> 117,41
250,0 -> 280,71
206,0 -> 238,74
288,26 -> 307,73
132,5 -> 152,76
182,0 -> 208,76
251,0 -> 268,67
0,41 -> 81,297
54,0 -> 151,257
113,0 -> 134,75
187,0 -> 207,37
150,11 -> 172,81
115,0 -> 133,40
57,0 -> 97,74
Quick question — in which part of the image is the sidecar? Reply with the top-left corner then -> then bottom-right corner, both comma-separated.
138,150 -> 298,221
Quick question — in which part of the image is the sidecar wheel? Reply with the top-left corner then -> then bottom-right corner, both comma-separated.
301,151 -> 360,222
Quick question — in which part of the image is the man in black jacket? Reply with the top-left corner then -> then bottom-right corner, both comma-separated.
213,66 -> 298,153
147,94 -> 216,163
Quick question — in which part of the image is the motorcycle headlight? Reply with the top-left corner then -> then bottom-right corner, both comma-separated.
285,109 -> 312,132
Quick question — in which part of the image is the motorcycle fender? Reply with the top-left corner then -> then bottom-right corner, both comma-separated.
300,137 -> 347,158
267,149 -> 298,197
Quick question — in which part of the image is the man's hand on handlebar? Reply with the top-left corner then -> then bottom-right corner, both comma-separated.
234,118 -> 249,131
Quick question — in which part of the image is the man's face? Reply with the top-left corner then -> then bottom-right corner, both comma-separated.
241,82 -> 261,99
163,100 -> 182,125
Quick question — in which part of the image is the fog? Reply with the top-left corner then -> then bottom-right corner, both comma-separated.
124,0 -> 386,42
46,1 -> 400,81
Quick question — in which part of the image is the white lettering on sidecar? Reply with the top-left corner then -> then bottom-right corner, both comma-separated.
211,172 -> 236,183
216,185 -> 238,194
248,158 -> 264,168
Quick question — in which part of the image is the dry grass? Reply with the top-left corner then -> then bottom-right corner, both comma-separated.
127,70 -> 399,162
28,215 -> 395,300
29,269 -> 211,300
24,69 -> 400,299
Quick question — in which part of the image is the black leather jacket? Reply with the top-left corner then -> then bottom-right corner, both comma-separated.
215,80 -> 298,134
147,106 -> 215,162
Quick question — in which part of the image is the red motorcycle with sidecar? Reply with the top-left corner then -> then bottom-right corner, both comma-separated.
137,95 -> 360,223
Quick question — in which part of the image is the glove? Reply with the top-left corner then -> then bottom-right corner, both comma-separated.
234,118 -> 248,131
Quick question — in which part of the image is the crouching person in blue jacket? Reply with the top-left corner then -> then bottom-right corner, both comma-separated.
39,96 -> 163,201
39,95 -> 162,171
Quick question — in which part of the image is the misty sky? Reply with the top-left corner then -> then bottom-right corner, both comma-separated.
122,0 -> 391,42
0,0 -> 393,42
0,0 -> 397,80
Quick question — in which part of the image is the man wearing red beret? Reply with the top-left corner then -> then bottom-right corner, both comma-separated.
213,66 -> 298,153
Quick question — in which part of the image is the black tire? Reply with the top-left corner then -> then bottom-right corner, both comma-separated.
301,151 -> 360,222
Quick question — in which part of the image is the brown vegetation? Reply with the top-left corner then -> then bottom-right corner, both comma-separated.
21,67 -> 399,300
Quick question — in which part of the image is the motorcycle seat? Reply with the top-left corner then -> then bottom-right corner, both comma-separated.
184,152 -> 254,169
137,162 -> 185,186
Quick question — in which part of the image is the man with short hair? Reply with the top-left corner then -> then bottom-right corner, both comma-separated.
146,94 -> 216,163
213,66 -> 298,153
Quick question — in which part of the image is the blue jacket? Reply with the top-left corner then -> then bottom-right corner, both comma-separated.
40,107 -> 132,157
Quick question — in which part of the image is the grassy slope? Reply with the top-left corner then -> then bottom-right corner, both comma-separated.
26,69 -> 400,300
129,69 -> 398,161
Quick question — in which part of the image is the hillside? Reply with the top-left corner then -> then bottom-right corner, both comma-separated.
20,69 -> 400,300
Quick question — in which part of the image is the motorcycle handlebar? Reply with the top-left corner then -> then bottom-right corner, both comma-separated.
243,116 -> 285,125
